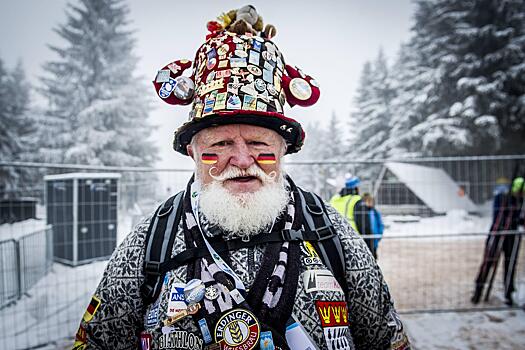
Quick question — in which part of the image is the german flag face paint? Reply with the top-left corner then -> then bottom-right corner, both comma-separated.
257,153 -> 277,165
201,153 -> 218,165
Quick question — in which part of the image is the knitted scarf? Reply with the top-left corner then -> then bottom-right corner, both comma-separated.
182,176 -> 302,348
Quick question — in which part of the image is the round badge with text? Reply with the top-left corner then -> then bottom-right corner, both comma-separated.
214,309 -> 260,350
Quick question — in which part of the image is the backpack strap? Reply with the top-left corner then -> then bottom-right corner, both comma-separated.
140,191 -> 184,304
295,187 -> 349,297
140,187 -> 349,306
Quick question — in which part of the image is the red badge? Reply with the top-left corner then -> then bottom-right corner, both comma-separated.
256,153 -> 276,165
315,301 -> 349,327
141,331 -> 152,350
202,153 -> 219,165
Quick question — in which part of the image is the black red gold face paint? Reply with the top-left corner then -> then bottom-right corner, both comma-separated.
201,153 -> 219,164
256,153 -> 276,165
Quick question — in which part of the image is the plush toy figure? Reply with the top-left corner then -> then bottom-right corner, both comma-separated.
207,5 -> 277,39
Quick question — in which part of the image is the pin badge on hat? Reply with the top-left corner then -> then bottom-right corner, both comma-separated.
156,69 -> 171,83
201,153 -> 218,165
289,78 -> 312,100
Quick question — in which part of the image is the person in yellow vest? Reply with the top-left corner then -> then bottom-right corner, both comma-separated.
330,175 -> 375,257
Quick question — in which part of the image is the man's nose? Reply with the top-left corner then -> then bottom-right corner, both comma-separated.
229,142 -> 255,169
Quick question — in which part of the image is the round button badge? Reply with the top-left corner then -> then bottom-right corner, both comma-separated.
289,78 -> 312,101
247,65 -> 262,76
254,79 -> 266,92
173,76 -> 195,101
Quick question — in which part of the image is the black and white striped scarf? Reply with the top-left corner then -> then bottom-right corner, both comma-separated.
182,177 -> 302,348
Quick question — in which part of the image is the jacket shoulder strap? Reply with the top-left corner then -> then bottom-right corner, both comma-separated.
140,191 -> 184,305
296,187 -> 349,297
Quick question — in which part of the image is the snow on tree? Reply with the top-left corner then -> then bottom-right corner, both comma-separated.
40,0 -> 158,166
390,0 -> 525,156
0,58 -> 34,198
285,113 -> 347,199
349,49 -> 396,160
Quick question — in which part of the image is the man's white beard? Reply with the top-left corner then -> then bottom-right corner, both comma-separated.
198,165 -> 289,238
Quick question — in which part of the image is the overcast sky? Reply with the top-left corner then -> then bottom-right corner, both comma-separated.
0,0 -> 415,168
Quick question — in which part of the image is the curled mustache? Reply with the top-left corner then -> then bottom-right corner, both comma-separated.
208,164 -> 277,184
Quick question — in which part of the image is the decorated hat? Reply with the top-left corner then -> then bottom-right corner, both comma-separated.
153,5 -> 320,156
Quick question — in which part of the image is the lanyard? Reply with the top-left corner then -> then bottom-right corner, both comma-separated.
190,181 -> 246,292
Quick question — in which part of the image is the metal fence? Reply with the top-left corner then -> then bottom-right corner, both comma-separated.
0,156 -> 523,349
0,226 -> 53,309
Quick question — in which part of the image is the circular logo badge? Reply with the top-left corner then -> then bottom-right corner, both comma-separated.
247,65 -> 262,76
184,279 -> 205,305
217,44 -> 230,56
173,76 -> 195,101
254,79 -> 266,92
289,78 -> 312,101
235,50 -> 248,58
214,309 -> 260,350
266,84 -> 277,96
205,286 -> 219,300
207,58 -> 217,70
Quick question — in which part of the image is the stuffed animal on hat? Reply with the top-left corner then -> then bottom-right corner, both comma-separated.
207,5 -> 277,39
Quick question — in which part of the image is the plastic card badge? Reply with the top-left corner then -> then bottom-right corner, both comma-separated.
303,269 -> 343,293
285,318 -> 319,350
167,283 -> 187,316
260,331 -> 275,350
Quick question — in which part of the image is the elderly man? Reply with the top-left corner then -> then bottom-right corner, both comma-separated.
74,6 -> 409,350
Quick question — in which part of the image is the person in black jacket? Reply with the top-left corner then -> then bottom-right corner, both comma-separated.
472,176 -> 524,305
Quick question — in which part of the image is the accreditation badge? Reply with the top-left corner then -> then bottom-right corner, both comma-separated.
214,309 -> 260,350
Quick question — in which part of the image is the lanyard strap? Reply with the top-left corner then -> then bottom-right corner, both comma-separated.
190,181 -> 246,292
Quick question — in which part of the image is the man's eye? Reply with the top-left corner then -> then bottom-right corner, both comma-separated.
249,141 -> 268,146
212,141 -> 230,147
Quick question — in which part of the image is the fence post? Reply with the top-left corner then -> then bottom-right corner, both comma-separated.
14,240 -> 22,300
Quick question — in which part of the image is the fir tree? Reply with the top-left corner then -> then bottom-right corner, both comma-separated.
393,0 -> 525,156
40,0 -> 157,166
350,49 -> 396,159
0,59 -> 33,197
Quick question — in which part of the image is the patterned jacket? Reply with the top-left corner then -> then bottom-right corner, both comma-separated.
74,195 -> 409,350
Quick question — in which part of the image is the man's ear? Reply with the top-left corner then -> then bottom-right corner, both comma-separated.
187,144 -> 195,158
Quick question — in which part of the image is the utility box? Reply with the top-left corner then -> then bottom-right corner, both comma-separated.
44,173 -> 121,266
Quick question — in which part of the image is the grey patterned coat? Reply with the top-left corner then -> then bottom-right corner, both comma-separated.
75,194 -> 409,350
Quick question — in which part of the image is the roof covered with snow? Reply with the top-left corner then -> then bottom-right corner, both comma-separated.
43,172 -> 122,181
385,162 -> 477,213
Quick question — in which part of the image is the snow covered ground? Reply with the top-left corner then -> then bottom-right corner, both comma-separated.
0,209 -> 524,349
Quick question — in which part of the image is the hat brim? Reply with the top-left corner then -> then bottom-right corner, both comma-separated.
174,110 -> 304,156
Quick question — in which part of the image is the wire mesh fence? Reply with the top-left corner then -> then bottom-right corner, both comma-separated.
0,155 -> 523,349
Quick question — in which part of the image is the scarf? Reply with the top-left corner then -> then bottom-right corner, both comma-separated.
182,176 -> 302,348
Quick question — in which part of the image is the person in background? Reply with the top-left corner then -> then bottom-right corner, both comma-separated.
472,176 -> 524,306
330,176 -> 375,256
362,193 -> 384,259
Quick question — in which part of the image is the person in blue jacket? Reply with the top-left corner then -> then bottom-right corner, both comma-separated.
362,193 -> 384,259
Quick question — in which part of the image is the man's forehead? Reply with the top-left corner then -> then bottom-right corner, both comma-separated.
196,124 -> 281,143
